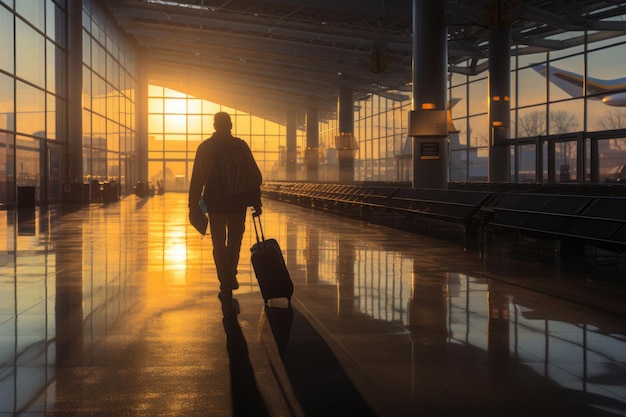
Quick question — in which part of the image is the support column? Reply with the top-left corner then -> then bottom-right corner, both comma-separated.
305,107 -> 319,182
336,86 -> 356,183
488,27 -> 511,182
137,48 -> 149,186
286,111 -> 297,180
410,0 -> 448,189
67,0 -> 83,183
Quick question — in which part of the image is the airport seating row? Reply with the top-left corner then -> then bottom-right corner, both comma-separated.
262,181 -> 493,236
482,192 -> 626,253
262,181 -> 626,254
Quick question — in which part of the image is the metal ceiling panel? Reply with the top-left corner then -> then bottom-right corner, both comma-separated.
101,0 -> 626,124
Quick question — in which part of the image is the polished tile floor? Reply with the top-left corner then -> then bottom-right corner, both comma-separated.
1,193 -> 625,417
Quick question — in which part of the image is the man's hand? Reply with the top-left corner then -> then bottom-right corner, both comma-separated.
253,205 -> 262,216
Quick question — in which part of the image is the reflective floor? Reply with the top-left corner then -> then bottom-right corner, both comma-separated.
1,193 -> 625,417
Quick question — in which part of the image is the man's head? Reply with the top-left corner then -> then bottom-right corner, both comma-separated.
214,112 -> 232,132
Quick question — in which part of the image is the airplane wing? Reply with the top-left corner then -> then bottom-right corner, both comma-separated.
531,63 -> 626,97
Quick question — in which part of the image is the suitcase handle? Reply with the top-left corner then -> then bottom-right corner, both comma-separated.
252,211 -> 265,243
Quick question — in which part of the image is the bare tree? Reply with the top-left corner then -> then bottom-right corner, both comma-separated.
550,110 -> 579,134
519,111 -> 546,137
597,108 -> 626,130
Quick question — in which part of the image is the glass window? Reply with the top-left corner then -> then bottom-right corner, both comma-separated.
517,66 -> 546,108
450,85 -> 466,118
82,108 -> 92,147
16,18 -> 45,88
587,43 -> 626,99
164,88 -> 185,98
148,114 -> 163,134
164,98 -> 186,114
82,29 -> 91,67
148,84 -> 163,96
468,114 -> 489,148
82,66 -> 91,110
546,32 -> 584,59
589,100 -> 626,131
554,140 -> 577,182
16,0 -> 44,32
16,81 -> 45,136
0,72 -> 15,130
164,160 -> 187,192
0,6 -> 14,73
549,100 -> 582,135
588,34 -> 626,51
202,100 -> 220,114
548,56 -> 584,101
164,114 -> 185,133
233,114 -> 251,135
187,98 -> 201,114
92,73 -> 106,115
517,106 -> 547,137
148,160 -> 164,185
516,143 -> 536,182
46,39 -> 56,94
468,78 -> 488,115
187,115 -> 201,134
598,137 -> 626,183
46,92 -> 55,139
164,135 -> 186,151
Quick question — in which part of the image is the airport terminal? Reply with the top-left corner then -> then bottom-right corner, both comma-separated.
1,1 -> 626,416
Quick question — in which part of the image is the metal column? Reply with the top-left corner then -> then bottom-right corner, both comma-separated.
410,0 -> 448,189
337,86 -> 356,183
488,27 -> 511,182
67,0 -> 83,183
286,111 -> 298,180
306,107 -> 319,182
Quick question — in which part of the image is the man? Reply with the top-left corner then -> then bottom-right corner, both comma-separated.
188,112 -> 262,299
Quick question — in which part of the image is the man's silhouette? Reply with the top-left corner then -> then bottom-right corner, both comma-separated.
189,112 -> 262,299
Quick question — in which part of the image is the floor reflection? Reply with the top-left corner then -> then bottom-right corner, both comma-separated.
0,194 -> 624,416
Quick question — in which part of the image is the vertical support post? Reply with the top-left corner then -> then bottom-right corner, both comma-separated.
410,0 -> 448,189
337,86 -> 356,183
136,48 -> 149,187
286,111 -> 297,180
67,0 -> 83,183
306,107 -> 319,182
488,27 -> 512,182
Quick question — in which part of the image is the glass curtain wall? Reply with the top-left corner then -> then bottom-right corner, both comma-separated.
354,94 -> 411,182
0,0 -> 67,206
148,85 -> 305,192
82,0 -> 137,194
147,33 -> 626,186
450,33 -> 626,183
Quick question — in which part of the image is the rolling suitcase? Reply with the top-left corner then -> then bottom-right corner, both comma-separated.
250,213 -> 294,304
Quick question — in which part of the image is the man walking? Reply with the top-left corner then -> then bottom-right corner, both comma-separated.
188,112 -> 262,299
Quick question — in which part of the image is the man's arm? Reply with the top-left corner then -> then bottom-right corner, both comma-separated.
188,142 -> 207,210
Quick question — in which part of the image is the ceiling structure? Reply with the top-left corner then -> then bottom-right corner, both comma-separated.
102,0 -> 626,126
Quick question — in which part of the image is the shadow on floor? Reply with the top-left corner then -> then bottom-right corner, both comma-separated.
266,305 -> 378,417
221,298 -> 270,417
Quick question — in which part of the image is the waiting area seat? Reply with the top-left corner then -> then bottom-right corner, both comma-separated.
261,182 -> 494,238
483,192 -> 626,253
263,181 -> 626,256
